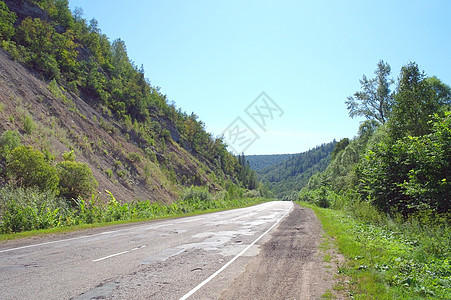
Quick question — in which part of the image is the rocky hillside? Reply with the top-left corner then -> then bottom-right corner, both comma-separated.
0,0 -> 257,203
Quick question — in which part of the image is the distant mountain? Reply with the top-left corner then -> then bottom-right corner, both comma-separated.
246,154 -> 294,172
257,142 -> 336,199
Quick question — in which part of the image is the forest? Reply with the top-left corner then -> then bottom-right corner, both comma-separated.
251,142 -> 336,200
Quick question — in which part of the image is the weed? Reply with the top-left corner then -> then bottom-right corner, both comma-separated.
1,186 -> 269,236
105,169 -> 113,179
22,114 -> 35,134
299,201 -> 451,299
323,254 -> 332,263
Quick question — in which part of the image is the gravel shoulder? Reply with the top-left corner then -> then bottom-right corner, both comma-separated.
220,203 -> 346,300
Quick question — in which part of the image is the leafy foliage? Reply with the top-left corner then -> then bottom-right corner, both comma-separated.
0,185 -> 267,233
346,60 -> 393,124
57,160 -> 98,202
0,186 -> 68,233
0,1 -> 16,41
303,60 -> 450,216
389,62 -> 444,139
0,130 -> 21,158
359,113 -> 450,214
7,145 -> 59,194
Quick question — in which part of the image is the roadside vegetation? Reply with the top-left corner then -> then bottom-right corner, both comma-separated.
300,201 -> 450,299
299,61 -> 450,298
0,184 -> 267,236
0,0 -> 268,237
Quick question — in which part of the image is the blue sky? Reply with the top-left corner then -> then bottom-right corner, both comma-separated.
69,0 -> 451,154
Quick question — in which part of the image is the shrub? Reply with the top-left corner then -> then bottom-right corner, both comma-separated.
7,145 -> 59,194
22,114 -> 35,134
183,186 -> 212,202
0,130 -> 21,158
57,160 -> 98,201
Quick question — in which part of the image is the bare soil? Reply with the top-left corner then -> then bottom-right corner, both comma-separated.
220,203 -> 348,300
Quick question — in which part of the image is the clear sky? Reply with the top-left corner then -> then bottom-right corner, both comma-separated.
69,0 -> 451,155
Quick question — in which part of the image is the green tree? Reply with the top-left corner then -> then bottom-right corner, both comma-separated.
425,76 -> 451,107
57,160 -> 98,201
16,17 -> 60,78
389,62 -> 442,139
331,138 -> 349,159
358,113 -> 450,214
7,145 -> 59,194
0,1 -> 16,41
346,60 -> 393,124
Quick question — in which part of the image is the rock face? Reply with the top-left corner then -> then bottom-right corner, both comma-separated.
0,48 -> 215,203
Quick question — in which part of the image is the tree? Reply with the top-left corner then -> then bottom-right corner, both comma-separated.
358,113 -> 451,214
331,138 -> 349,159
0,1 -> 16,41
16,17 -> 60,78
7,146 -> 59,194
57,160 -> 98,201
346,60 -> 393,124
389,62 -> 441,139
425,76 -> 451,107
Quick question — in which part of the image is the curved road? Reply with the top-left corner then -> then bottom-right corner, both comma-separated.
0,201 -> 333,299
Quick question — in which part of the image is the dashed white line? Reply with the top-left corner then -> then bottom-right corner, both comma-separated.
93,245 -> 146,262
0,230 -> 120,254
179,202 -> 292,300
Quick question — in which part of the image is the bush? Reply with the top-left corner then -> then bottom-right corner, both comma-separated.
22,114 -> 35,134
183,186 -> 212,203
7,145 -> 59,194
57,160 -> 98,201
0,130 -> 21,158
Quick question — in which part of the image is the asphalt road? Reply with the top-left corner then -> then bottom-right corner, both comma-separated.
0,201 -> 297,300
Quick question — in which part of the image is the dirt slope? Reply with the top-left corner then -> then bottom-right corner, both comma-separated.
0,48 -> 213,203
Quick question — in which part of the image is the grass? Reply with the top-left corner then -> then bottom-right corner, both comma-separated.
0,185 -> 270,241
298,201 -> 451,299
0,204 -> 261,242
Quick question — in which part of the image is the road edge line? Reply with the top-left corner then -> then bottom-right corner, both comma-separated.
179,202 -> 293,300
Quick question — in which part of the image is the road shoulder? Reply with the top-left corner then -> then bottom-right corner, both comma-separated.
219,202 -> 347,300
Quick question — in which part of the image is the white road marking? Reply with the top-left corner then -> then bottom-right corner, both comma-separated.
0,220 -> 177,254
179,202 -> 292,300
93,245 -> 146,262
0,230 -> 120,254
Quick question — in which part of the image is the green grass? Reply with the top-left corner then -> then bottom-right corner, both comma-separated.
297,201 -> 451,299
0,186 -> 270,241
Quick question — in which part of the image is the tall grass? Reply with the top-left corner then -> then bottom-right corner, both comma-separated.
0,185 -> 267,234
298,199 -> 451,299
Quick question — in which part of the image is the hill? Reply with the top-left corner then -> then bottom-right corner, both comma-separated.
246,153 -> 294,172
257,142 -> 336,199
0,0 -> 258,204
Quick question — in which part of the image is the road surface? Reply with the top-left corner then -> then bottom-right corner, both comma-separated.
0,201 -> 337,299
